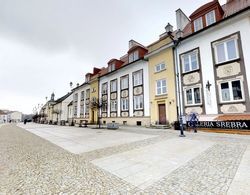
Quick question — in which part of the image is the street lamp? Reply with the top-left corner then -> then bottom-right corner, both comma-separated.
169,28 -> 185,137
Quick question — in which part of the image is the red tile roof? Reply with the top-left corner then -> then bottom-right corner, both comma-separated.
189,0 -> 218,19
222,0 -> 250,17
183,0 -> 250,37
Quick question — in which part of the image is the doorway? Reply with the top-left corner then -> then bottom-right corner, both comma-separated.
158,104 -> 167,125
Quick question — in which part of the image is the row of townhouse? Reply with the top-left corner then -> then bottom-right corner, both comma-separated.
40,0 -> 250,128
40,92 -> 74,125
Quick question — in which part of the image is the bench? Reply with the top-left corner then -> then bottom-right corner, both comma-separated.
80,120 -> 88,128
107,123 -> 119,130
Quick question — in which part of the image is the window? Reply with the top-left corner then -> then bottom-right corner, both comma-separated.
133,70 -> 143,86
155,63 -> 166,72
74,106 -> 77,115
85,104 -> 89,114
110,80 -> 117,92
194,17 -> 203,32
86,89 -> 90,98
121,76 -> 129,90
129,50 -> 139,63
102,103 -> 107,112
182,50 -> 199,73
110,100 -> 117,112
80,105 -> 84,115
81,91 -> 85,101
185,87 -> 201,105
214,37 -> 239,64
108,63 -> 115,72
156,79 -> 167,95
74,93 -> 78,102
206,10 -> 216,26
220,80 -> 243,102
121,98 -> 129,111
102,83 -> 107,94
134,95 -> 143,110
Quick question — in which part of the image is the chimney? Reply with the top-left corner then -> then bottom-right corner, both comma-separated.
176,9 -> 190,31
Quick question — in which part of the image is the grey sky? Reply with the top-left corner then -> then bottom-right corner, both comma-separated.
0,0 -> 226,114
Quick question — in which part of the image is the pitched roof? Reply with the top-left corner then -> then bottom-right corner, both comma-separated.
222,0 -> 250,17
182,0 -> 250,37
55,92 -> 73,104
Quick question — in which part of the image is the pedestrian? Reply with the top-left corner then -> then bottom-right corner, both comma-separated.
189,112 -> 198,133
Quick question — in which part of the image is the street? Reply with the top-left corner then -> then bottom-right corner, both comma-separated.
0,123 -> 250,194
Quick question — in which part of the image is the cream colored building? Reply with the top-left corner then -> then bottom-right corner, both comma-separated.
145,26 -> 177,125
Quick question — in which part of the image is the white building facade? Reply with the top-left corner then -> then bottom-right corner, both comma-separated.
175,0 -> 250,120
99,42 -> 150,126
72,83 -> 91,124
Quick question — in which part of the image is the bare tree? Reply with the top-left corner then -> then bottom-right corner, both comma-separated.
91,97 -> 106,128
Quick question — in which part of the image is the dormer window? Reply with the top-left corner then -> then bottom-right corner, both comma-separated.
108,63 -> 115,72
194,17 -> 203,32
128,50 -> 139,63
206,10 -> 216,26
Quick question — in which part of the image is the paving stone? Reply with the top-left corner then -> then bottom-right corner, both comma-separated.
0,124 -> 250,194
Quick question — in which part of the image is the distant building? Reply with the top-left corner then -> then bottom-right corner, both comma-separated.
0,110 -> 23,123
10,111 -> 23,122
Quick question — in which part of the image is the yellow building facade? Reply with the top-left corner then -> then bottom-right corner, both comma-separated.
89,75 -> 99,124
146,35 -> 177,125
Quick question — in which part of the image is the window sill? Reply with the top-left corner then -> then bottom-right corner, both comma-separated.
155,94 -> 168,99
218,100 -> 245,105
154,69 -> 166,74
215,58 -> 240,66
185,104 -> 203,107
182,69 -> 200,75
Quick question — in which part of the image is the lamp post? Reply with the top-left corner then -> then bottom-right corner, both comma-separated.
166,26 -> 185,137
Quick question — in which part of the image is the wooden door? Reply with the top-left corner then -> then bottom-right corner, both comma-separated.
158,104 -> 167,125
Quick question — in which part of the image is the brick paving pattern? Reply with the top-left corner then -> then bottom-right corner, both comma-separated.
0,124 -> 249,194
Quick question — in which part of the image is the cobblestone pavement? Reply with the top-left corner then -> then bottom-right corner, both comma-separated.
0,124 -> 250,194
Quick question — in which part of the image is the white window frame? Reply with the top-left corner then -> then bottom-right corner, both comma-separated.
108,63 -> 115,72
110,100 -> 117,112
205,10 -> 216,26
155,62 -> 166,73
194,17 -> 203,32
129,50 -> 139,63
81,91 -> 85,101
181,50 -> 199,73
74,106 -> 77,115
218,78 -> 245,103
184,86 -> 202,106
134,95 -> 143,110
102,103 -> 107,112
121,76 -> 129,90
133,70 -> 143,86
110,80 -> 117,92
86,89 -> 90,98
80,104 -> 84,115
156,79 -> 167,95
102,83 -> 107,94
121,98 -> 129,111
85,104 -> 89,114
213,36 -> 239,64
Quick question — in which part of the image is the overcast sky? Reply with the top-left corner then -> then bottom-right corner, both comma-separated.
0,0 -> 226,114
